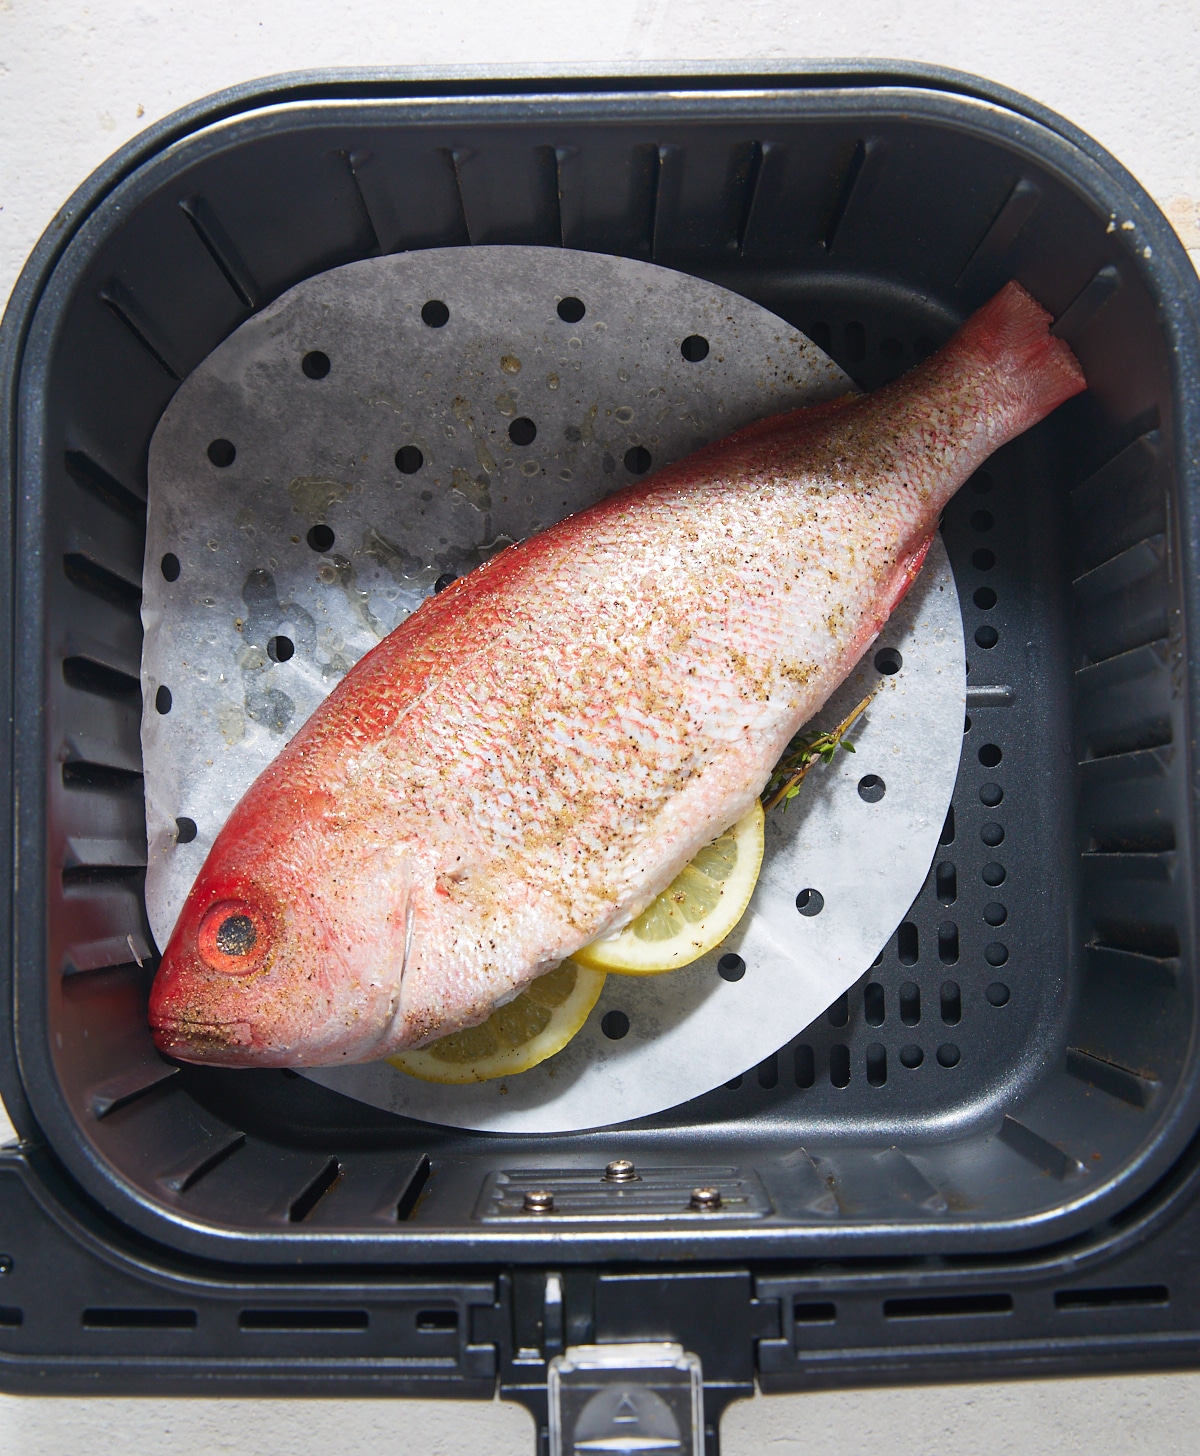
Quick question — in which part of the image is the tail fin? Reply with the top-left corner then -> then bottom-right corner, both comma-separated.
954,281 -> 1086,435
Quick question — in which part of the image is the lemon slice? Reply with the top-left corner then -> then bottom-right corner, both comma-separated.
388,961 -> 607,1084
573,800 -> 766,975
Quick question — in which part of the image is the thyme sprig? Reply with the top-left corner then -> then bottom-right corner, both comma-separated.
761,693 -> 874,813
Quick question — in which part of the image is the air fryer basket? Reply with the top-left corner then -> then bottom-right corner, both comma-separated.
2,66 -> 1198,1292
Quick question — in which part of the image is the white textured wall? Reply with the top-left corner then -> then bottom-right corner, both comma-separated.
1,2 -> 1198,1452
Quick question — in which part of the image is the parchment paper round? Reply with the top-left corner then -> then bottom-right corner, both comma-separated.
142,245 -> 964,1133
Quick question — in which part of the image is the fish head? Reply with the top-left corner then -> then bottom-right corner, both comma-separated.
149,801 -> 411,1067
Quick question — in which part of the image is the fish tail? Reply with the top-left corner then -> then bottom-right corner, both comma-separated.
951,280 -> 1087,438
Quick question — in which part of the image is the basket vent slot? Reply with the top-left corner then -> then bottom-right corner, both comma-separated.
1055,1285 -> 1168,1311
396,1153 -> 432,1220
897,922 -> 919,965
158,1130 -> 247,1194
1053,264 -> 1122,343
1066,1047 -> 1159,1108
416,1309 -> 458,1332
62,553 -> 142,612
434,147 -> 473,245
956,176 -> 1042,287
62,655 -> 140,703
63,449 -> 145,518
239,1308 -> 368,1331
1088,822 -> 1175,854
646,143 -> 670,259
288,1156 -> 343,1222
99,279 -> 182,381
1091,918 -> 1180,961
793,1300 -> 837,1324
734,139 -> 768,254
883,1292 -> 1012,1320
62,759 -> 143,794
83,1308 -> 196,1329
88,1063 -> 178,1119
336,150 -> 384,259
0,1308 -> 23,1328
179,195 -> 260,308
997,1116 -> 1084,1180
823,138 -> 868,252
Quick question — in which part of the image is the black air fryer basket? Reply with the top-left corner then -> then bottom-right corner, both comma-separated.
1,64 -> 1198,1448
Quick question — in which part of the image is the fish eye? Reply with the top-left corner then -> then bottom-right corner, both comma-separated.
198,899 -> 267,974
215,913 -> 257,956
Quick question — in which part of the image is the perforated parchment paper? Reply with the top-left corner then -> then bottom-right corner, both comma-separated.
142,245 -> 964,1132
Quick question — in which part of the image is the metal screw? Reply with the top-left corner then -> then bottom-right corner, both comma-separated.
604,1159 -> 639,1183
689,1186 -> 722,1212
522,1189 -> 555,1214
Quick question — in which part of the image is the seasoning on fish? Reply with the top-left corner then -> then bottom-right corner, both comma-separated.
149,282 -> 1085,1067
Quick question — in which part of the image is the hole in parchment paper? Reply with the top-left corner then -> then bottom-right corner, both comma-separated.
557,296 -> 586,323
434,573 -> 457,593
874,647 -> 902,674
601,1010 -> 630,1040
796,888 -> 824,917
160,553 -> 180,582
624,446 -> 652,474
301,351 -> 330,379
717,953 -> 745,981
267,635 -> 294,663
421,300 -> 449,328
207,439 -> 235,468
395,446 -> 423,474
175,817 -> 197,844
857,774 -> 885,802
155,685 -> 172,715
680,334 -> 710,362
509,417 -> 537,446
307,524 -> 335,552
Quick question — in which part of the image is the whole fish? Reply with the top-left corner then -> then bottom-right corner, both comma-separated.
149,282 -> 1084,1066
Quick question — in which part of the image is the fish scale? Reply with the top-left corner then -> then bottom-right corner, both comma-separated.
150,281 -> 1085,1067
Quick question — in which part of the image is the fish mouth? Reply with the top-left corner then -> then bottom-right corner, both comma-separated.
151,1015 -> 259,1063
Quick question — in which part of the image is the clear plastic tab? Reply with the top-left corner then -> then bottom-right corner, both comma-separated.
548,1342 -> 704,1456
